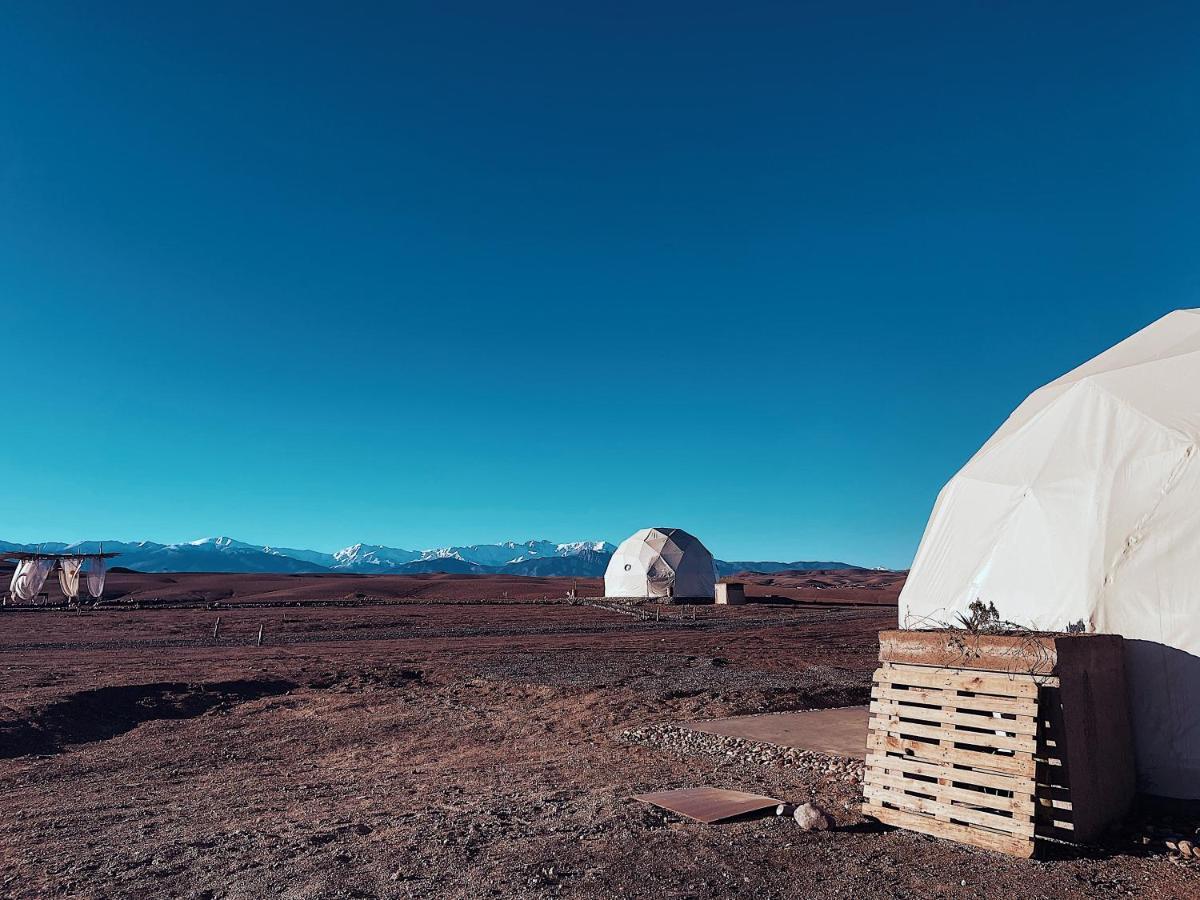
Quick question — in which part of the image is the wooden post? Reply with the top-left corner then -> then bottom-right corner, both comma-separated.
256,624 -> 264,646
213,617 -> 221,640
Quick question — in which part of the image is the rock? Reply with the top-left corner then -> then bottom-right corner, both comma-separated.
1179,840 -> 1195,858
775,803 -> 796,817
793,802 -> 832,832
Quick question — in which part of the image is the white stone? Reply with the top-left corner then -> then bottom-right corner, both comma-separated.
793,802 -> 832,832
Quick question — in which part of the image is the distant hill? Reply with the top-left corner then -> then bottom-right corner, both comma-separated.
503,549 -> 614,577
390,558 -> 491,575
1,536 -> 880,578
715,560 -> 861,576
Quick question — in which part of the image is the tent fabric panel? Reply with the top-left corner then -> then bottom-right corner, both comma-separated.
899,308 -> 1200,798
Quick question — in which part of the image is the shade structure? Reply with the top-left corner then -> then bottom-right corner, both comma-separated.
3,552 -> 117,604
604,527 -> 716,599
900,309 -> 1200,798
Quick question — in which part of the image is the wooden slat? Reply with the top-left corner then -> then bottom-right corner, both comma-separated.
1035,796 -> 1076,832
867,732 -> 1036,776
868,713 -> 1036,753
864,803 -> 1035,858
864,752 -> 1023,793
866,768 -> 1035,815
862,660 -> 1062,858
933,695 -> 955,823
872,684 -> 1038,717
864,783 -> 1035,835
869,699 -> 1039,735
875,664 -> 1047,699
877,630 -> 1059,675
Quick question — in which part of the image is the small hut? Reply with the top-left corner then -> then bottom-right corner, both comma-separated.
715,582 -> 746,605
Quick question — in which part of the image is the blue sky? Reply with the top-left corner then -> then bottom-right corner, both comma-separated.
1,3 -> 1197,567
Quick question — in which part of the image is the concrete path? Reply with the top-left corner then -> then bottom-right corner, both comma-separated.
680,706 -> 869,760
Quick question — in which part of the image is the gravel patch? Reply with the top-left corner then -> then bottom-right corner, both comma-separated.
619,720 -> 866,782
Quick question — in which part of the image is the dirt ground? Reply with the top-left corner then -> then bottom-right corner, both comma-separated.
0,591 -> 1196,899
72,567 -> 902,608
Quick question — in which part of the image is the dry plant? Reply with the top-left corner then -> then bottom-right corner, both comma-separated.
908,599 -> 1058,680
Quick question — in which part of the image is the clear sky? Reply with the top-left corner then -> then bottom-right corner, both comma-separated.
2,3 -> 1197,567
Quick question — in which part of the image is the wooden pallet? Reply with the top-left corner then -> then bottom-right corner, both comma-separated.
863,662 -> 1062,858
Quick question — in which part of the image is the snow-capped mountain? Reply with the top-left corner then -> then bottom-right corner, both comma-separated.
1,536 -> 867,576
0,537 -> 618,575
327,540 -> 616,572
122,538 -> 325,574
399,540 -> 617,569
0,537 -> 325,574
416,541 -> 548,567
262,546 -> 338,568
332,543 -> 422,570
503,548 -> 615,576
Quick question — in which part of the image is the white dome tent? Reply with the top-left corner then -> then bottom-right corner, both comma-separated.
900,309 -> 1200,798
604,527 -> 716,600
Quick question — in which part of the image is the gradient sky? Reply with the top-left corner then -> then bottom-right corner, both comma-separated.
2,3 -> 1197,567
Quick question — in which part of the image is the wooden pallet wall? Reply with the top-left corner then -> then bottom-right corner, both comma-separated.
863,662 -> 1063,858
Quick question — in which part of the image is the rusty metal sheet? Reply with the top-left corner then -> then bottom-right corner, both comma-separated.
632,787 -> 780,824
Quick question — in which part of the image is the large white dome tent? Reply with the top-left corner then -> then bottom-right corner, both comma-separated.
604,527 -> 716,600
900,309 -> 1200,798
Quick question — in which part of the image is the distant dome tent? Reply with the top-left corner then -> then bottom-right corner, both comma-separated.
604,528 -> 716,599
899,309 -> 1200,798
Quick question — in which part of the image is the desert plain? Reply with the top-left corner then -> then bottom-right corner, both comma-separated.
0,569 -> 1196,899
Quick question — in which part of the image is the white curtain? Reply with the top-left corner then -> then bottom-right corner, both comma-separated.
12,559 -> 56,601
86,556 -> 107,599
58,557 -> 83,600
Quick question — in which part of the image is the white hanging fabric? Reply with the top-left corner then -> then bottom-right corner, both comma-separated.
8,562 -> 25,598
86,556 -> 107,599
13,559 -> 56,602
58,557 -> 83,600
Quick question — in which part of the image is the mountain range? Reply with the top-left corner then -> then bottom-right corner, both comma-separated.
0,536 -> 862,577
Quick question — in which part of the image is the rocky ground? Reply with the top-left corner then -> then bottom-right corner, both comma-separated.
619,720 -> 866,787
0,594 -> 1196,899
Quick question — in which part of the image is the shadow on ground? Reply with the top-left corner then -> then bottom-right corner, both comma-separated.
0,678 -> 296,758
